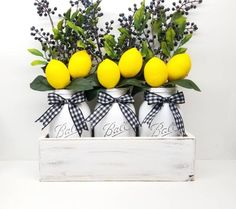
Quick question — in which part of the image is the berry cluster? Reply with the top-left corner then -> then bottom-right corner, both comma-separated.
30,26 -> 57,58
102,20 -> 114,35
34,0 -> 58,30
34,0 -> 57,17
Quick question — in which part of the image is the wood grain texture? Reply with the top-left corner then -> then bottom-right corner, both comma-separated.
39,135 -> 195,182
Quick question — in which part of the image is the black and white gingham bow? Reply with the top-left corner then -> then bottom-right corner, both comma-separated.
142,90 -> 186,136
86,91 -> 140,131
36,92 -> 88,136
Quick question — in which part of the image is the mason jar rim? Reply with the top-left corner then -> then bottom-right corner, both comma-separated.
149,87 -> 177,93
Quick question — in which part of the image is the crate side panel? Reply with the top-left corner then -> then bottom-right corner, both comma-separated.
39,139 -> 195,181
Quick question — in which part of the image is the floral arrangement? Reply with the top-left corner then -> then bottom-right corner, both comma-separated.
29,0 -> 202,96
29,0 -> 203,138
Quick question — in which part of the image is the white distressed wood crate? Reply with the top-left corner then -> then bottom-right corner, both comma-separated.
39,134 -> 195,182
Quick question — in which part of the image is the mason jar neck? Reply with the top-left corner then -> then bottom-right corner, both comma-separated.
105,88 -> 129,98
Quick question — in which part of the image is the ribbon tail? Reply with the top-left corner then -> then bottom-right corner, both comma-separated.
35,105 -> 63,130
68,104 -> 88,137
119,103 -> 140,131
169,103 -> 187,136
142,104 -> 162,127
86,104 -> 112,129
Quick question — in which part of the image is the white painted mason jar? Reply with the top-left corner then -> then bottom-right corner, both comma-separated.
49,90 -> 91,138
94,88 -> 137,137
139,87 -> 181,137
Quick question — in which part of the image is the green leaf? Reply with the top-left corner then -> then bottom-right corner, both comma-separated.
118,27 -> 130,36
57,19 -> 64,30
88,39 -> 96,48
67,20 -> 85,37
104,34 -> 118,59
175,16 -> 187,26
77,40 -> 86,49
30,75 -> 54,91
118,28 -> 130,46
118,34 -> 127,46
71,10 -> 79,19
85,73 -> 99,86
166,27 -> 176,50
173,47 -> 187,56
173,12 -> 187,34
104,43 -> 117,59
134,1 -> 145,31
180,34 -> 192,46
65,8 -> 72,19
171,11 -> 183,22
77,14 -> 85,26
28,48 -> 44,57
161,42 -> 170,57
152,19 -> 162,36
166,79 -> 201,92
53,28 -> 60,40
66,77 -> 97,91
141,41 -> 154,60
31,60 -> 47,66
117,78 -> 145,88
104,34 -> 116,46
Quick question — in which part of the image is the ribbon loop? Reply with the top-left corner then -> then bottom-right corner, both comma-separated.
144,91 -> 164,105
86,91 -> 140,131
97,91 -> 115,104
48,93 -> 65,105
36,91 -> 88,136
142,90 -> 186,136
169,91 -> 185,104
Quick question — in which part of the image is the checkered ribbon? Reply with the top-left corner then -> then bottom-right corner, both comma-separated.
86,91 -> 140,131
36,92 -> 88,136
142,90 -> 186,136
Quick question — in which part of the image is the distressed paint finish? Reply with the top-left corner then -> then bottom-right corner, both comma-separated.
39,135 -> 195,182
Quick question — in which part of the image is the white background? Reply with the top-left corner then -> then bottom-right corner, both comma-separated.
0,0 -> 235,160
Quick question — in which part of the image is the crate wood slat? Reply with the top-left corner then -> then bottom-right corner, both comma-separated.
39,135 -> 195,182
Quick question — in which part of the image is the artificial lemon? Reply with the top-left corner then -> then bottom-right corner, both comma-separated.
45,59 -> 70,89
68,50 -> 92,78
167,53 -> 191,81
118,48 -> 143,78
97,59 -> 120,89
144,57 -> 168,87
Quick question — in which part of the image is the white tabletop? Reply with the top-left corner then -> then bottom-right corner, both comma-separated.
0,160 -> 236,209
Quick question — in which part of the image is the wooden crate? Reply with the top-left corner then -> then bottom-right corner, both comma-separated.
39,134 -> 195,182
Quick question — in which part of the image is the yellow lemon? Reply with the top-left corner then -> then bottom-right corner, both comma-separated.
144,57 -> 168,87
45,59 -> 71,89
68,50 -> 92,78
97,59 -> 120,89
167,53 -> 191,81
118,48 -> 143,78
